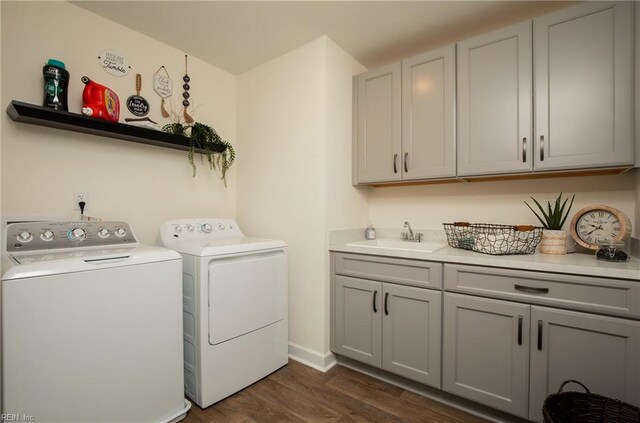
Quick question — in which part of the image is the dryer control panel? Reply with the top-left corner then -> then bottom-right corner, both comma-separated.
6,221 -> 136,252
160,219 -> 243,245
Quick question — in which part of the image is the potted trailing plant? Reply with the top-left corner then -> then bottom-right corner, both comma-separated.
163,122 -> 236,185
525,193 -> 575,255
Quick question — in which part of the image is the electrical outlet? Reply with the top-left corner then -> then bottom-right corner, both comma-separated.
73,192 -> 89,211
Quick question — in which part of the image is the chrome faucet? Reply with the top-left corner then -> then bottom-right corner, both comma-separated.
402,221 -> 423,242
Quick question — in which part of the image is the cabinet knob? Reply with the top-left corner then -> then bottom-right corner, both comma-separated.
522,138 -> 527,163
393,154 -> 398,174
540,135 -> 545,161
404,152 -> 408,173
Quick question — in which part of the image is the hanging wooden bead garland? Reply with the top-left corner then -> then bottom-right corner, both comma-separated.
153,65 -> 173,118
182,55 -> 194,123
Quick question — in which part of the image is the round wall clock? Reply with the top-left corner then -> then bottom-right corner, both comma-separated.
569,205 -> 632,250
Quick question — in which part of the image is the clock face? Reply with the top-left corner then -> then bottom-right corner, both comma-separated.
575,209 -> 621,246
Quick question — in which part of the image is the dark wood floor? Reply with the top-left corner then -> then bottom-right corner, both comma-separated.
182,360 -> 488,423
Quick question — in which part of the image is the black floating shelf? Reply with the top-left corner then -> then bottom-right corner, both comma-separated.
6,100 -> 224,153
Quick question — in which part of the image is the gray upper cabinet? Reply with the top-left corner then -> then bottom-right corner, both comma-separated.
354,45 -> 455,184
534,1 -> 635,171
355,62 -> 402,183
401,45 -> 456,180
457,21 -> 533,176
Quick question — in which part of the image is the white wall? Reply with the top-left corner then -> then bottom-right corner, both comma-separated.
324,38 -> 369,350
237,38 -> 327,355
1,2 -> 236,245
237,36 -> 368,363
369,173 -> 637,236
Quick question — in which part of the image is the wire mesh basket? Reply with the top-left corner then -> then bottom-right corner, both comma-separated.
543,380 -> 640,423
443,222 -> 544,255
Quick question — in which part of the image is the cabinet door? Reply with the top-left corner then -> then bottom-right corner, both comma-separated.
334,275 -> 382,367
457,21 -> 533,176
534,2 -> 634,171
529,306 -> 640,422
401,45 -> 456,180
382,284 -> 441,387
443,293 -> 530,418
355,63 -> 402,183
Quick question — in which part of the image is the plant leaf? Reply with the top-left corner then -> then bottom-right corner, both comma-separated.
525,201 -> 548,227
559,194 -> 576,228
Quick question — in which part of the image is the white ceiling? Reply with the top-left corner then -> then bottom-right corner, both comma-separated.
73,1 -> 571,75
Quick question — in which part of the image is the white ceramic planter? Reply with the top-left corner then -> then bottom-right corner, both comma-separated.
539,229 -> 567,255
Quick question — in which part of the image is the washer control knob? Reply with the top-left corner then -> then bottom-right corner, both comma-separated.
98,228 -> 110,238
40,230 -> 55,242
17,231 -> 33,242
201,223 -> 212,233
174,225 -> 183,233
69,228 -> 86,241
186,224 -> 194,232
114,228 -> 126,238
218,223 -> 226,231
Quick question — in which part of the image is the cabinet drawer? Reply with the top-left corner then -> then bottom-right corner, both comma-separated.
334,253 -> 442,289
444,264 -> 640,318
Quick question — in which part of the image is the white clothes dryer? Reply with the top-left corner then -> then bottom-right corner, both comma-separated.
1,221 -> 190,423
160,219 -> 288,408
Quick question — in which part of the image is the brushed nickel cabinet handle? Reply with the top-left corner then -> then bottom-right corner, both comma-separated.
538,320 -> 543,350
522,138 -> 527,163
404,152 -> 408,173
540,135 -> 545,161
515,284 -> 549,294
384,292 -> 389,315
518,316 -> 523,345
393,154 -> 398,174
373,290 -> 378,313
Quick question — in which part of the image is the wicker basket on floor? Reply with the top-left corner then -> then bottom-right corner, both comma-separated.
543,380 -> 640,423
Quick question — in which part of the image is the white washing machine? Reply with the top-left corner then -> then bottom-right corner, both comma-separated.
160,219 -> 288,408
1,221 -> 191,423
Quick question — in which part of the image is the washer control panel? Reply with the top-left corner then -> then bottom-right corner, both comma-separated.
160,219 -> 242,245
6,221 -> 136,252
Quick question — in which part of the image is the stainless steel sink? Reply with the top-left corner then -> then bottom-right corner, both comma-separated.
346,239 -> 447,253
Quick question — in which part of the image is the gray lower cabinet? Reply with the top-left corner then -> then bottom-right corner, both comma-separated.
443,293 -> 530,418
334,275 -> 382,367
442,265 -> 640,421
382,283 -> 441,387
333,271 -> 442,388
528,306 -> 640,422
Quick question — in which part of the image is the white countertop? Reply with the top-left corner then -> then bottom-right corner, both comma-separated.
329,229 -> 640,281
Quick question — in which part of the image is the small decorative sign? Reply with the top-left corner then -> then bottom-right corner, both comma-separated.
154,73 -> 173,98
126,95 -> 150,116
154,66 -> 173,118
126,74 -> 149,117
97,49 -> 131,77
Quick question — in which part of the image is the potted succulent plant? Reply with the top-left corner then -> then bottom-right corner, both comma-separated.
525,193 -> 575,254
163,122 -> 235,185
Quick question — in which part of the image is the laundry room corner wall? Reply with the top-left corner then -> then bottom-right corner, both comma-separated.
0,2 -> 237,245
237,36 -> 370,370
237,38 -> 328,367
323,38 -> 369,355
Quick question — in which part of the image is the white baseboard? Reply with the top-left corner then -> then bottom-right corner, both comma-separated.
288,342 -> 337,372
